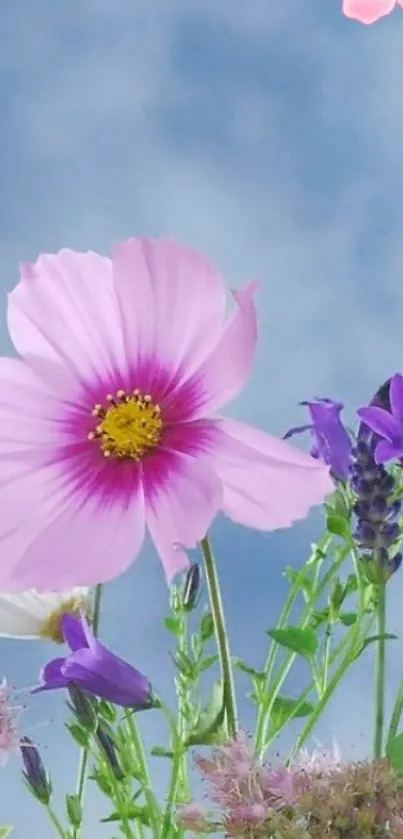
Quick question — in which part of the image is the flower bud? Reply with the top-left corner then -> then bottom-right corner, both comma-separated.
182,563 -> 201,611
96,726 -> 124,781
20,737 -> 52,805
67,684 -> 98,732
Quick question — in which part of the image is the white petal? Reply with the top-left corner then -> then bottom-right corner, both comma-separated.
0,587 -> 90,639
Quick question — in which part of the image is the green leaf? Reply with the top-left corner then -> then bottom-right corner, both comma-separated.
339,611 -> 357,626
344,574 -> 358,596
387,732 -> 403,775
98,700 -> 116,723
66,794 -> 82,828
283,566 -> 314,599
185,681 -> 225,747
266,626 -> 319,660
198,654 -> 219,672
88,771 -> 114,797
101,806 -> 149,825
0,828 -> 14,838
270,695 -> 315,729
326,514 -> 351,542
355,633 -> 399,659
200,613 -> 214,641
65,722 -> 90,748
233,658 -> 265,680
310,608 -> 330,629
173,650 -> 196,679
150,746 -> 174,759
164,616 -> 182,636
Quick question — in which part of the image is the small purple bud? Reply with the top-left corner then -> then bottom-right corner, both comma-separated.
354,521 -> 376,547
67,684 -> 98,732
380,522 -> 400,544
20,737 -> 52,805
183,564 -> 201,611
96,726 -> 124,781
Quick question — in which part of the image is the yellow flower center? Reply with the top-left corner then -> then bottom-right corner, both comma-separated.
88,389 -> 163,460
39,596 -> 92,644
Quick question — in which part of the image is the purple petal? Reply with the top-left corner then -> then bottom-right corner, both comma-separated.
61,614 -> 89,652
389,374 -> 403,422
32,657 -> 69,693
62,642 -> 152,709
283,423 -> 313,441
357,406 -> 402,443
375,439 -> 403,465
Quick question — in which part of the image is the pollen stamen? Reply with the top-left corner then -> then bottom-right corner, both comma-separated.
88,388 -> 163,461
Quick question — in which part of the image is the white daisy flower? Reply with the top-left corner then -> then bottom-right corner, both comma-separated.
0,588 -> 91,643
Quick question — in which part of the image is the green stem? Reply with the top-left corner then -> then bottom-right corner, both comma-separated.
201,536 -> 238,739
321,624 -> 332,694
266,630 -> 355,749
291,598 -> 372,755
374,582 -> 387,759
161,613 -> 190,839
387,674 -> 403,748
73,583 -> 103,838
124,711 -> 160,839
255,538 -> 351,756
46,805 -> 67,839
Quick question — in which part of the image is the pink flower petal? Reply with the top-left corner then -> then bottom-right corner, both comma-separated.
0,356 -> 80,454
143,449 -> 222,582
190,282 -> 258,417
8,250 -> 126,382
342,0 -> 396,23
1,471 -> 146,590
112,238 -> 226,379
211,418 -> 333,529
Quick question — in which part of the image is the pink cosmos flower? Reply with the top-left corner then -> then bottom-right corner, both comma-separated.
343,0 -> 403,24
0,238 -> 332,590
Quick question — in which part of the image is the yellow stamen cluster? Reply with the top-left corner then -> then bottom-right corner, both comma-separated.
39,596 -> 93,644
88,389 -> 163,460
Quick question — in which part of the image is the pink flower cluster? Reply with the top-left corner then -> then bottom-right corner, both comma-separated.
178,736 -> 403,838
0,680 -> 23,766
179,734 -> 298,836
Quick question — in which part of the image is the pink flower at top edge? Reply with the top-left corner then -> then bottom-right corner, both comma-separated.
343,0 -> 403,24
0,238 -> 333,590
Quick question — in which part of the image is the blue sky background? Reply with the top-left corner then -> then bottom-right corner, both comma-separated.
1,0 -> 403,836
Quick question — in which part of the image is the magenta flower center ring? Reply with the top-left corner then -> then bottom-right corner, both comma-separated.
88,388 -> 163,460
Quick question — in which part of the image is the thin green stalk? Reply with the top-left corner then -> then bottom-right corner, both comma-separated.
46,805 -> 67,839
201,536 -> 238,739
124,711 -> 160,839
90,740 -> 137,839
291,592 -> 372,756
387,675 -> 403,748
374,582 -> 387,759
161,613 -> 191,839
106,759 -> 136,839
255,539 -> 351,756
321,624 -> 332,694
266,630 -> 356,749
73,583 -> 103,838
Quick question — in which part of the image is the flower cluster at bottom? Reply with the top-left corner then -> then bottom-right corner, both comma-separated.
178,735 -> 403,838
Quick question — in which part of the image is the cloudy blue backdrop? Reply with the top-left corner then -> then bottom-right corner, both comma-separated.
1,0 -> 403,835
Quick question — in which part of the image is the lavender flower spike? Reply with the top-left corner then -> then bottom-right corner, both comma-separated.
358,372 -> 403,464
352,378 -> 402,582
33,613 -> 153,710
285,398 -> 352,481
